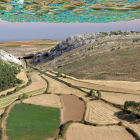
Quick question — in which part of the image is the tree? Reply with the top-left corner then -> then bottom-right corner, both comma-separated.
18,95 -> 23,100
22,93 -> 28,99
89,89 -> 95,97
97,90 -> 101,100
57,71 -> 62,77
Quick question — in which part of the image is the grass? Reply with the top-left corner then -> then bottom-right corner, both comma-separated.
4,45 -> 21,47
0,87 -> 45,108
6,104 -> 60,140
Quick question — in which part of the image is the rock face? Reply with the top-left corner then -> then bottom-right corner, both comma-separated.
0,49 -> 22,65
30,30 -> 140,64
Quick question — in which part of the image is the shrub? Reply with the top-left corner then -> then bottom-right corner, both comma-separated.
79,97 -> 84,101
118,121 -> 123,126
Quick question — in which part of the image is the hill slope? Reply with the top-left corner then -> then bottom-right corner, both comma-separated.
30,30 -> 140,81
0,50 -> 22,92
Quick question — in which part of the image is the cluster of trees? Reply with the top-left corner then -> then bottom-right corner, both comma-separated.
18,93 -> 29,100
0,60 -> 22,92
133,38 -> 140,42
124,101 -> 140,116
89,89 -> 101,99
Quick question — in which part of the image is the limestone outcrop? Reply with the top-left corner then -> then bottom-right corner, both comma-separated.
30,30 -> 140,64
0,49 -> 22,65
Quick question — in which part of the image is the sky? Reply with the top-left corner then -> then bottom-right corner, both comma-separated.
0,19 -> 140,42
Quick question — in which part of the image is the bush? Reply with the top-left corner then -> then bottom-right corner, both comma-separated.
118,121 -> 123,126
79,97 -> 84,101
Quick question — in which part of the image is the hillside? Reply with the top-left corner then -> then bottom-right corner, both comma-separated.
0,50 -> 22,92
30,30 -> 140,81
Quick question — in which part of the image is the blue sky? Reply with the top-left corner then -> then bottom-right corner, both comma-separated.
0,19 -> 140,42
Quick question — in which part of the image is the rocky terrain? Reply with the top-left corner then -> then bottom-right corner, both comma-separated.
0,49 -> 21,65
30,30 -> 140,63
29,30 -> 140,81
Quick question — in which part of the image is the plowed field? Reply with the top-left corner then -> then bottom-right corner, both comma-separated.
61,95 -> 84,124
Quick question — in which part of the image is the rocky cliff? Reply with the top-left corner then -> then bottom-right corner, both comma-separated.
0,49 -> 22,65
30,30 -> 140,64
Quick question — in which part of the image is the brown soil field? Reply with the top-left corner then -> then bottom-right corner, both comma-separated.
0,71 -> 28,96
0,108 -> 4,117
41,74 -> 90,102
66,123 -> 135,140
61,95 -> 84,124
85,100 -> 119,125
23,94 -> 62,108
101,91 -> 140,105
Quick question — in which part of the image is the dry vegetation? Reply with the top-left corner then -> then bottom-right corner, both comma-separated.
101,91 -> 140,105
54,74 -> 139,94
85,100 -> 119,124
52,39 -> 140,82
66,123 -> 135,140
23,94 -> 62,108
61,95 -> 84,124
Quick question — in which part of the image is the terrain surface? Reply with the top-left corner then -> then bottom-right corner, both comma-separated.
0,33 -> 140,140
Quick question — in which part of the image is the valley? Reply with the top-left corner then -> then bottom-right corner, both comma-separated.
0,31 -> 140,140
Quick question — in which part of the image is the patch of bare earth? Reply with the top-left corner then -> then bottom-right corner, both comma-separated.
23,94 -> 62,108
85,100 -> 119,125
0,71 -> 28,96
66,123 -> 135,140
61,95 -> 84,124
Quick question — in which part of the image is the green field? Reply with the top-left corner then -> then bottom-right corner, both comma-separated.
5,45 -> 21,47
6,104 -> 60,140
